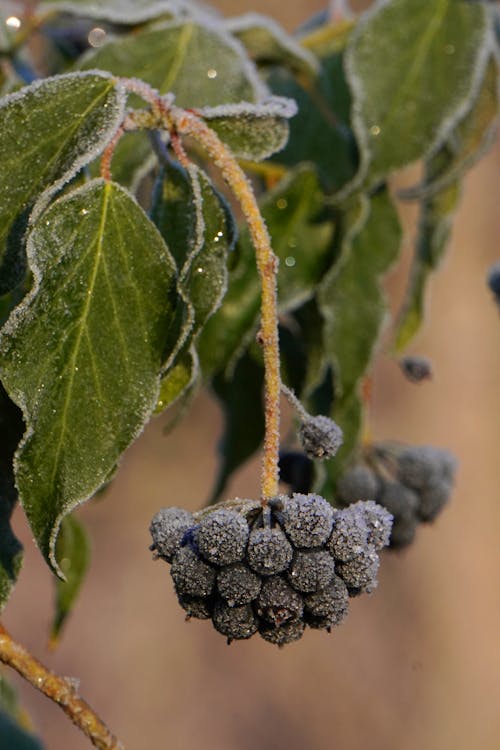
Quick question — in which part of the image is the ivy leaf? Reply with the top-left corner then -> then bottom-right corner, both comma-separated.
319,188 -> 402,477
401,54 -> 500,201
39,0 -> 182,24
155,347 -> 198,414
199,97 -> 297,161
79,20 -> 265,107
345,0 -> 493,186
0,385 -> 24,611
198,165 -> 334,375
268,26 -> 358,193
0,71 -> 126,294
152,162 -> 232,411
224,13 -> 319,76
50,515 -> 90,645
395,178 -> 460,351
209,351 -> 265,504
0,179 -> 179,574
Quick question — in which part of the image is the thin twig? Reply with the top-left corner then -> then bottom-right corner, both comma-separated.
0,624 -> 124,750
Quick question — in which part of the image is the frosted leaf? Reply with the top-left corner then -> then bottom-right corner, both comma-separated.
343,0 -> 493,191
38,0 -> 212,24
199,96 -> 297,161
224,13 -> 319,76
0,71 -> 125,293
79,19 -> 267,108
0,180 -> 179,575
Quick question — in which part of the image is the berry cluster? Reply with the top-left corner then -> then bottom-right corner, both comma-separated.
336,444 -> 457,548
150,494 -> 393,646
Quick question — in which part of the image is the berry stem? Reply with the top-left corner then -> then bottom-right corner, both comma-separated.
170,107 -> 281,502
0,624 -> 124,750
116,79 -> 283,502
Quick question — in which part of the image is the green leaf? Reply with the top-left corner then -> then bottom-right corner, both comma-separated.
318,188 -> 402,474
155,347 -> 198,414
268,29 -> 358,193
0,71 -> 125,294
0,385 -> 24,611
51,514 -> 90,644
79,20 -> 264,107
345,0 -> 493,186
39,0 -> 180,24
209,351 -> 265,504
0,179 -> 179,574
198,165 -> 334,375
0,711 -> 44,750
395,178 -> 460,351
225,13 -> 319,76
401,54 -> 500,200
152,162 -> 232,412
199,97 -> 297,161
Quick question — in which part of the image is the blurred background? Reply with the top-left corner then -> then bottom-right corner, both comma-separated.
4,1 -> 500,749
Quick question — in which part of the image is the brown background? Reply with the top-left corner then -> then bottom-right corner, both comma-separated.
4,1 -> 500,749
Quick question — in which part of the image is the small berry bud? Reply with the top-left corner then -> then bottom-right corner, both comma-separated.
256,577 -> 304,626
217,563 -> 262,606
287,550 -> 336,593
304,575 -> 349,628
328,507 -> 369,562
196,509 -> 249,566
259,619 -> 305,646
177,594 -> 213,620
356,500 -> 394,551
299,414 -> 343,460
170,546 -> 216,598
280,493 -> 334,548
336,465 -> 379,504
149,507 -> 195,562
336,545 -> 380,593
212,601 -> 258,641
417,481 -> 452,522
247,526 -> 293,576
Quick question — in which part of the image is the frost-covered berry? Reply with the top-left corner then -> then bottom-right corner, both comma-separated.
328,507 -> 369,562
399,355 -> 433,383
280,493 -> 334,548
397,446 -> 456,490
357,500 -> 393,550
278,451 -> 314,493
217,563 -> 262,606
418,481 -> 452,522
299,414 -> 343,460
256,577 -> 304,626
212,601 -> 258,641
304,576 -> 349,628
287,550 -> 335,593
377,482 -> 419,517
336,465 -> 379,504
259,619 -> 305,646
247,526 -> 293,575
177,594 -> 213,620
389,514 -> 417,549
149,507 -> 195,562
170,545 -> 216,598
336,545 -> 380,593
196,509 -> 249,566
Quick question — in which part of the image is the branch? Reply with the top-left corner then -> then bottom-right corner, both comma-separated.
0,624 -> 124,750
